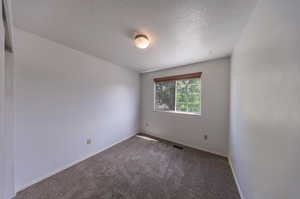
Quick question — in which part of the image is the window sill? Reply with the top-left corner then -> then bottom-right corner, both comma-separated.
154,110 -> 201,116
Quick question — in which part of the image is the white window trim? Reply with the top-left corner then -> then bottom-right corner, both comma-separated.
154,109 -> 201,116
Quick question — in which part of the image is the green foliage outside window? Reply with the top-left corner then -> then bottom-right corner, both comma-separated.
176,78 -> 201,113
155,78 -> 201,114
155,81 -> 175,111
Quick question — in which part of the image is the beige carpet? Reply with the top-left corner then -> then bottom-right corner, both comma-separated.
16,135 -> 240,199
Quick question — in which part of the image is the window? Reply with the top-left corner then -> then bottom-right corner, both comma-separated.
154,72 -> 202,115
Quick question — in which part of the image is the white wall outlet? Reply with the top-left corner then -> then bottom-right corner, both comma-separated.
86,139 -> 92,144
145,122 -> 149,127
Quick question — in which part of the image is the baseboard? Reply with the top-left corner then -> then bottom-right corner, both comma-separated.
139,132 -> 227,158
228,157 -> 244,199
16,134 -> 136,193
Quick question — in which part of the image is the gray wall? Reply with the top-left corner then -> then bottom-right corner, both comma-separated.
140,57 -> 230,156
230,0 -> 300,198
14,29 -> 140,191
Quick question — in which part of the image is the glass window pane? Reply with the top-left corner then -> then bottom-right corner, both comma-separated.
175,78 -> 201,113
155,81 -> 175,111
176,103 -> 188,112
188,103 -> 200,113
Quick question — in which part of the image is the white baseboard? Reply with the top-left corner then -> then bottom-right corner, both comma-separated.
229,157 -> 244,199
16,134 -> 135,193
140,132 -> 227,158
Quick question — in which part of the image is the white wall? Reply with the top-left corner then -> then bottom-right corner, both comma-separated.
0,0 -> 15,198
14,29 -> 140,191
0,3 -> 6,197
0,44 -> 15,199
140,57 -> 230,156
3,51 -> 15,199
230,0 -> 300,198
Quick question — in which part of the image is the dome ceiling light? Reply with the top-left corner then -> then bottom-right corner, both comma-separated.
134,34 -> 150,49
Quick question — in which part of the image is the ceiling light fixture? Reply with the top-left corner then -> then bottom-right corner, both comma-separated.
134,34 -> 150,49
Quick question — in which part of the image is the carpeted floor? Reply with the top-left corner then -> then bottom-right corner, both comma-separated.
16,135 -> 240,199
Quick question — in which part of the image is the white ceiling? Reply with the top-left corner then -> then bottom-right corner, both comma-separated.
12,0 -> 257,72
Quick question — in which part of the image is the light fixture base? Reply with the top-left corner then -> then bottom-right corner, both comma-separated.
134,34 -> 150,49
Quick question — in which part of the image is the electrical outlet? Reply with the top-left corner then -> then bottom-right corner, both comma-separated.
86,139 -> 92,144
204,134 -> 208,141
145,122 -> 149,127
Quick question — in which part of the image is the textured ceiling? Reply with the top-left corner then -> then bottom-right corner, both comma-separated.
12,0 -> 257,72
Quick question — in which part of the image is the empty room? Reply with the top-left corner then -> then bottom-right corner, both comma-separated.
0,0 -> 299,199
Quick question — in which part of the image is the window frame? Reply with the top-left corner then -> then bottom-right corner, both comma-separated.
153,73 -> 202,116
